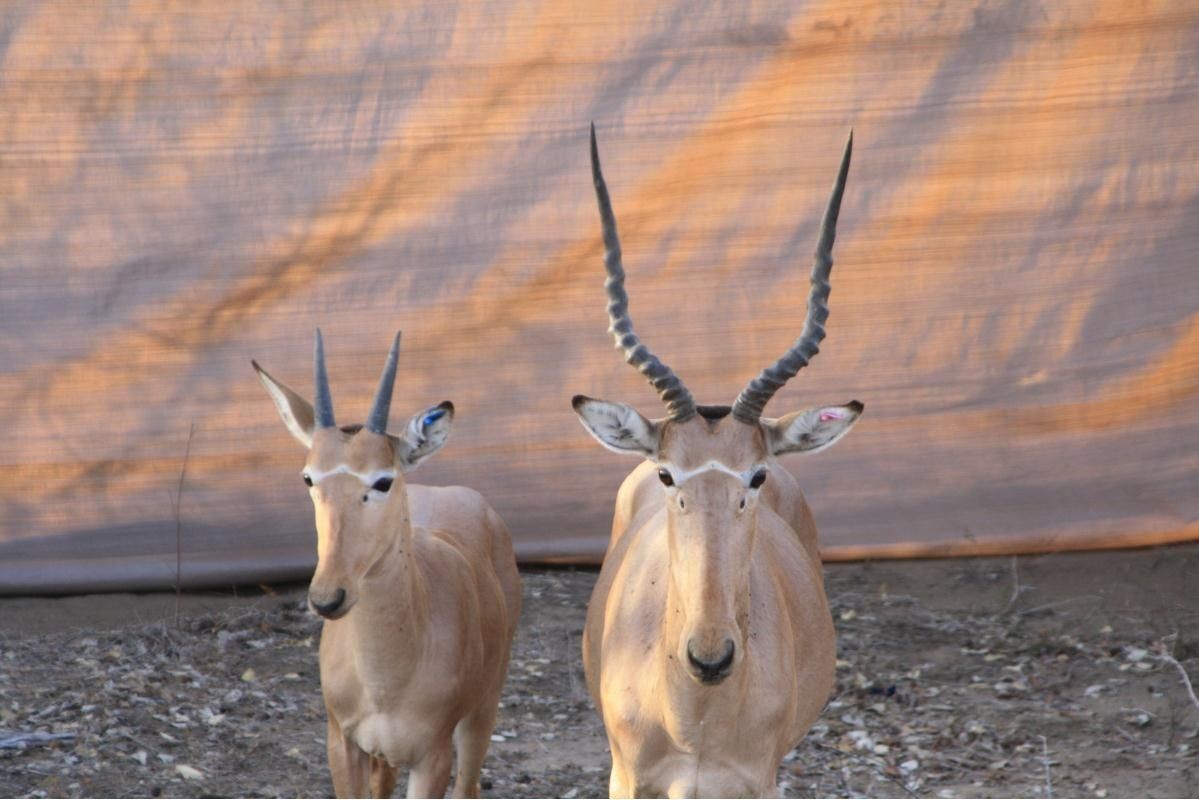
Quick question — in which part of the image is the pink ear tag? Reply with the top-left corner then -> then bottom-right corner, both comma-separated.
819,409 -> 846,422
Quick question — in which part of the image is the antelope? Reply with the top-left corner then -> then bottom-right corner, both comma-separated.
572,126 -> 861,798
253,331 -> 521,799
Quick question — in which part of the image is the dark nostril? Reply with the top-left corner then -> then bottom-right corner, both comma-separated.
310,588 -> 346,617
687,639 -> 736,684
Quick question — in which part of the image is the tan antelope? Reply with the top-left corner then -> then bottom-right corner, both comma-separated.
572,126 -> 861,798
253,331 -> 520,799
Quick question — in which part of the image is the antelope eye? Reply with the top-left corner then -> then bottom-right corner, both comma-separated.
657,469 -> 675,487
371,477 -> 394,493
749,469 -> 768,490
302,474 -> 313,487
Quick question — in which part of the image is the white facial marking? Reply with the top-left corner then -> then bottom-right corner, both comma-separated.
303,464 -> 396,487
659,460 -> 763,486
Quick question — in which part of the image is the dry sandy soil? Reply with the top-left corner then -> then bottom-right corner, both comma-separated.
1,544 -> 1197,798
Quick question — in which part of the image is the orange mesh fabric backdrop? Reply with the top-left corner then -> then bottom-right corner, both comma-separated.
1,1 -> 1197,593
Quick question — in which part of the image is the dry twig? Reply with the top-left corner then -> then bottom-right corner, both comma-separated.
173,422 -> 196,626
1039,735 -> 1053,799
1156,650 -> 1199,713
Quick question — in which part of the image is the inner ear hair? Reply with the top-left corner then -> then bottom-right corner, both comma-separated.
571,395 -> 659,457
252,360 -> 315,448
769,401 -> 862,456
397,401 -> 454,471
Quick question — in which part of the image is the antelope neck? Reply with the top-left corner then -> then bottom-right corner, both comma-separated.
348,527 -> 431,670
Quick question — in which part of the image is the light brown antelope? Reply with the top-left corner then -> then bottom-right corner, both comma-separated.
572,126 -> 861,798
253,331 -> 521,799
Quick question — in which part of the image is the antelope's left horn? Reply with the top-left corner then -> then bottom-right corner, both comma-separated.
731,131 -> 853,423
365,331 -> 401,434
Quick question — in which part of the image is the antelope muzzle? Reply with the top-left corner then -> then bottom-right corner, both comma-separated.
308,586 -> 349,620
686,637 -> 736,685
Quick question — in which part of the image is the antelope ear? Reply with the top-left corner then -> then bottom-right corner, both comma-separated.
253,361 -> 315,448
765,401 -> 863,456
571,395 -> 660,458
397,401 -> 454,471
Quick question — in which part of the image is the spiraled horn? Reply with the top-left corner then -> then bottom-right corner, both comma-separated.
365,331 -> 401,434
731,131 -> 853,424
313,328 -> 336,429
590,123 -> 696,422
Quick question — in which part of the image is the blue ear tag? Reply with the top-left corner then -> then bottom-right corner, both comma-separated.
423,409 -> 446,427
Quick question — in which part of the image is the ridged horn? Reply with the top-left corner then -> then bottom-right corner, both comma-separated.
590,123 -> 696,422
313,328 -> 336,429
365,331 -> 401,434
731,131 -> 853,424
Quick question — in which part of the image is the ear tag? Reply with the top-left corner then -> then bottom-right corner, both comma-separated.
423,409 -> 446,426
819,409 -> 847,422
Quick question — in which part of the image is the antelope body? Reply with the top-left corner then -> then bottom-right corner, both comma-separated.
254,333 -> 520,799
573,127 -> 861,798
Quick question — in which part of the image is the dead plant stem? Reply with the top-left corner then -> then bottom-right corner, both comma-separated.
1158,651 -> 1199,712
173,422 -> 196,627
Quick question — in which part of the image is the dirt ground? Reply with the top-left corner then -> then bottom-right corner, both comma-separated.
1,544 -> 1197,798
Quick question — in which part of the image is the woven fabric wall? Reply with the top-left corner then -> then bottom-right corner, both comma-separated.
1,0 -> 1196,592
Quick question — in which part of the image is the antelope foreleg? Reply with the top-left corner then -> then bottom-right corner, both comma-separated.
450,707 -> 498,798
407,743 -> 452,800
370,755 -> 397,799
607,739 -> 634,799
327,717 -> 372,798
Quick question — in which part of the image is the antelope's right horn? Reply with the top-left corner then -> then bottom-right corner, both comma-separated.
313,328 -> 337,429
590,123 -> 696,422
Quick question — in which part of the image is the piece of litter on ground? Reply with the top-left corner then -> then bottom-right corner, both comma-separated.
0,731 -> 76,750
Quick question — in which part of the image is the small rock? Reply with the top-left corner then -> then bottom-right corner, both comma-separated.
1123,710 -> 1153,727
994,677 -> 1029,698
847,729 -> 875,751
175,764 -> 203,781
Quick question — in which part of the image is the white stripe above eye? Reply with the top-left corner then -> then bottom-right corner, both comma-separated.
303,465 -> 396,486
659,460 -> 762,486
